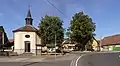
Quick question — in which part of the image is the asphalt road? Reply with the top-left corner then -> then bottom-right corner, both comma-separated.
0,54 -> 76,66
77,52 -> 120,66
0,61 -> 71,66
0,52 -> 120,66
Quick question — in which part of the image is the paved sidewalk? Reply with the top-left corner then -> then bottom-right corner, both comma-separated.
0,54 -> 67,62
0,53 -> 76,62
0,57 -> 45,62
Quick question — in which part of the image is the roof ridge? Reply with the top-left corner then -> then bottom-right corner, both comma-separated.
13,25 -> 38,32
102,34 -> 120,46
104,34 -> 120,38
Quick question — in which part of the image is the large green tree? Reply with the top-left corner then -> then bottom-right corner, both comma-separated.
38,15 -> 64,46
69,12 -> 96,51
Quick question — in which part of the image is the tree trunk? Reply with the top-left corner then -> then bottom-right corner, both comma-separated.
81,45 -> 85,51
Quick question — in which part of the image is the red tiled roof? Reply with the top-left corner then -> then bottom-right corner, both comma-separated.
101,34 -> 120,46
13,25 -> 38,32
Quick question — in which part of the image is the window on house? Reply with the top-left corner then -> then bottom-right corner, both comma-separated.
25,35 -> 30,38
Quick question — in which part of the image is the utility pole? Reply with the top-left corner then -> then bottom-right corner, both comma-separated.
2,32 -> 4,45
99,36 -> 102,51
55,33 -> 56,60
2,32 -> 4,51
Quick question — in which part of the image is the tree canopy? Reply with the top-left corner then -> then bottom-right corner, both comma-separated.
38,15 -> 64,46
68,12 -> 96,50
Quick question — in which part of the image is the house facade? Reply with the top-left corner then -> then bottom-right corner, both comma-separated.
13,9 -> 41,54
91,40 -> 99,51
101,34 -> 120,51
0,26 -> 10,49
62,40 -> 76,52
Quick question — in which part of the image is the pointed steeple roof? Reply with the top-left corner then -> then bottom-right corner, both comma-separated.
26,8 -> 32,18
25,8 -> 33,25
13,8 -> 38,33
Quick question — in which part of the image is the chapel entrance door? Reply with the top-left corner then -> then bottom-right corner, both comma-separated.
25,41 -> 30,52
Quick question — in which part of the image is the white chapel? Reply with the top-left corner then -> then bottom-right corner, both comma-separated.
13,9 -> 41,54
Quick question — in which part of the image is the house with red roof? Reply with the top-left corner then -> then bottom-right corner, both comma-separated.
101,34 -> 120,51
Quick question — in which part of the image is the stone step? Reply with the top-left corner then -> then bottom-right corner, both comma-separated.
20,53 -> 34,56
0,51 -> 18,56
9,52 -> 18,56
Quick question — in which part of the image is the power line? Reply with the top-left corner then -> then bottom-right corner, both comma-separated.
45,0 -> 65,16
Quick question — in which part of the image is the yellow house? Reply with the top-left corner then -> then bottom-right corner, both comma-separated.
91,40 -> 99,51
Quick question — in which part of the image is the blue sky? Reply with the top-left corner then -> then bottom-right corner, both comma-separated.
0,0 -> 120,39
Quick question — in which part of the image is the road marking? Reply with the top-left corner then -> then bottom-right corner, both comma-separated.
70,55 -> 78,66
70,55 -> 82,66
70,60 -> 74,66
119,55 -> 120,58
75,56 -> 82,66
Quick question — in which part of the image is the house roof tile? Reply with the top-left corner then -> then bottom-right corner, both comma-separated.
101,34 -> 120,46
13,25 -> 38,32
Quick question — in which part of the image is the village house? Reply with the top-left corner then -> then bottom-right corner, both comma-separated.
91,40 -> 100,51
62,40 -> 77,52
0,26 -> 11,49
101,34 -> 120,51
62,39 -> 100,52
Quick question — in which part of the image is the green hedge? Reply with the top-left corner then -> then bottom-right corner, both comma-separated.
113,47 -> 120,51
